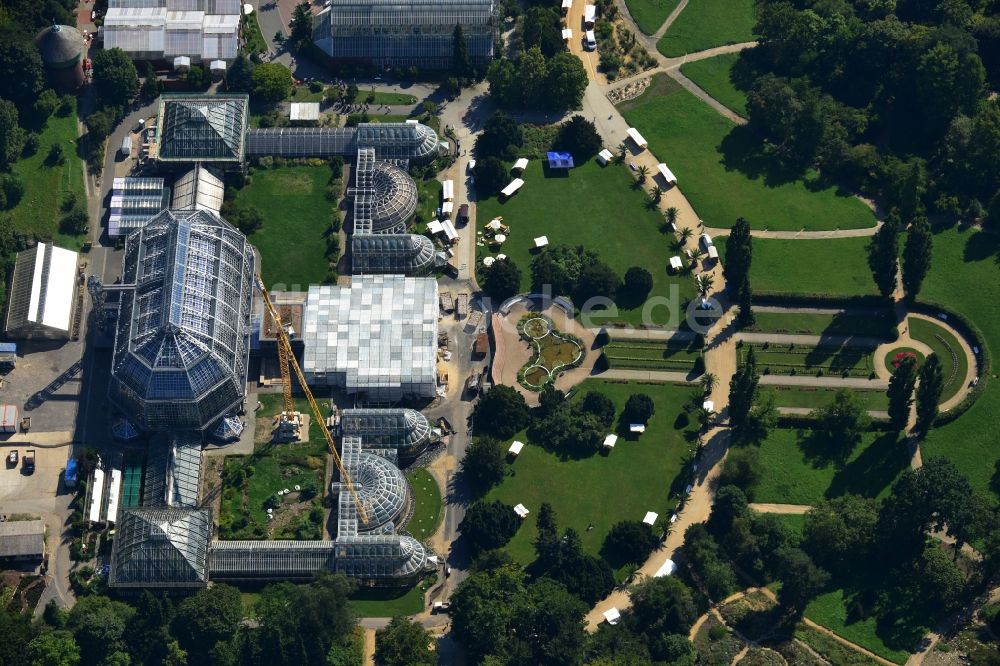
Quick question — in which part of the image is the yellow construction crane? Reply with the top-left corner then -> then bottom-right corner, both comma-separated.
256,274 -> 370,525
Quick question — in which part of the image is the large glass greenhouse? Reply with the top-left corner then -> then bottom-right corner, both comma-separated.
110,508 -> 211,589
339,408 -> 434,457
108,208 -> 255,432
351,234 -> 437,276
313,0 -> 499,69
245,122 -> 441,163
154,94 -> 248,163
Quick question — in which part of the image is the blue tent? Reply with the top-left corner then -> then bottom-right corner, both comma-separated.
546,151 -> 575,169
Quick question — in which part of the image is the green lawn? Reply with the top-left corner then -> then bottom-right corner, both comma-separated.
405,468 -> 441,541
764,386 -> 889,411
742,342 -> 876,378
919,226 -> 999,498
625,0 -> 682,35
806,589 -> 914,664
476,159 -> 694,326
765,513 -> 805,541
753,428 -> 909,506
657,0 -> 757,56
236,166 -> 337,288
242,13 -> 267,54
483,380 -> 697,564
9,105 -> 86,250
603,340 -> 703,374
349,90 -> 418,106
747,311 -> 896,339
680,53 -> 748,116
290,86 -> 324,102
617,75 -> 876,232
717,236 -> 879,297
349,576 -> 435,617
794,624 -> 884,666
907,317 -> 968,404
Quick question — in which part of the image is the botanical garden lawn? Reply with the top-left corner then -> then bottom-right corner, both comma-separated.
806,588 -> 915,664
907,317 -> 968,404
405,468 -> 441,540
747,311 -> 896,339
476,159 -> 695,326
625,0 -> 681,35
235,165 -> 335,288
657,0 -> 757,57
763,386 -> 889,412
717,236 -> 879,297
679,53 -> 748,116
752,428 -> 909,506
483,380 -> 698,565
918,226 -> 1000,499
9,105 -> 86,250
617,75 -> 876,232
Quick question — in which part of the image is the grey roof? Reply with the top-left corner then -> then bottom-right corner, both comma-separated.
35,25 -> 85,65
0,520 -> 45,558
351,234 -> 436,276
340,408 -> 432,453
109,209 -> 255,432
171,164 -> 224,213
110,508 -> 210,588
155,94 -> 248,162
245,122 -> 440,163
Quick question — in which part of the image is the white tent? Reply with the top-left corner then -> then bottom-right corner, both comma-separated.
603,434 -> 618,449
603,608 -> 621,625
707,245 -> 719,259
626,127 -> 647,150
669,256 -> 683,272
534,235 -> 549,248
700,233 -> 714,248
597,148 -> 613,166
702,400 -> 714,412
670,513 -> 678,523
584,4 -> 597,24
562,0 -> 573,9
494,233 -> 506,243
442,179 -> 455,201
562,27 -> 573,40
513,503 -> 530,518
441,200 -> 454,216
442,219 -> 459,243
496,253 -> 507,260
427,220 -> 444,235
509,441 -> 524,456
173,55 -> 191,71
88,468 -> 105,523
654,559 -> 677,577
512,158 -> 529,172
630,423 -> 646,434
487,218 -> 504,231
657,163 -> 677,185
106,469 -> 122,524
482,256 -> 495,267
290,102 -> 319,121
501,178 -> 524,197
209,59 -> 227,75
643,511 -> 658,525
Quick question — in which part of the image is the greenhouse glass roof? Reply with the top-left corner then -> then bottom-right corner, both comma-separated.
155,94 -> 248,162
350,234 -> 436,276
110,508 -> 210,588
340,408 -> 432,453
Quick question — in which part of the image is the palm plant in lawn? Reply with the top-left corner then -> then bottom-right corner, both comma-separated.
615,143 -> 627,164
700,372 -> 718,396
679,226 -> 693,245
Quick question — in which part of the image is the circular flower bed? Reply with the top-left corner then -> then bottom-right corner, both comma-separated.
883,347 -> 924,375
516,314 -> 585,391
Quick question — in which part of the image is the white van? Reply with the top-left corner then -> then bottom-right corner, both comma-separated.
584,30 -> 597,50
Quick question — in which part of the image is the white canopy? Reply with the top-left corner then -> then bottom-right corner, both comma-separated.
707,245 -> 719,259
513,158 -> 529,172
467,159 -> 476,172
494,233 -> 506,243
654,559 -> 677,577
643,511 -> 658,525
442,219 -> 458,242
562,28 -> 573,40
597,148 -> 613,165
630,423 -> 646,433
487,218 -> 504,231
584,4 -> 597,23
534,235 -> 549,248
669,256 -> 683,271
442,179 -> 455,201
442,200 -> 454,215
603,608 -> 621,625
700,233 -> 714,247
657,163 -> 677,184
501,178 -> 524,197
482,256 -> 496,267
88,468 -> 105,523
290,102 -> 319,121
670,513 -> 678,523
509,440 -> 524,455
496,253 -> 507,260
210,59 -> 227,73
702,400 -> 714,412
626,127 -> 647,149
562,0 -> 572,8
513,503 -> 530,518
427,220 -> 444,234
243,3 -> 254,14
603,434 -> 618,449
173,55 -> 191,71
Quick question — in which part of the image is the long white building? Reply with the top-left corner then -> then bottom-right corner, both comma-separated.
102,0 -> 241,63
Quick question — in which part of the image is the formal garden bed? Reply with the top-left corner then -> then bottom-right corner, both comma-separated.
745,310 -> 896,340
908,317 -> 968,403
516,315 -> 585,390
739,341 -> 876,379
692,616 -> 746,666
764,386 -> 889,412
601,338 -> 705,374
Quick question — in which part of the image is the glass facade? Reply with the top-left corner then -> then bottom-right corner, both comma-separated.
245,122 -> 440,163
109,209 -> 255,432
339,408 -> 433,456
313,0 -> 498,69
351,234 -> 436,276
109,508 -> 211,588
155,94 -> 248,163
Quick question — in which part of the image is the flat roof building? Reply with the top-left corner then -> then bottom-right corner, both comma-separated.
313,0 -> 499,69
102,0 -> 240,64
109,177 -> 169,238
0,520 -> 45,560
302,275 -> 438,400
5,243 -> 79,340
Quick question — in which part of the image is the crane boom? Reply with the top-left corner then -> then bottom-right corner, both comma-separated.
256,275 -> 370,525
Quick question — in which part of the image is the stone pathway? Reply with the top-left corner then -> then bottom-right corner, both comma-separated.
748,503 -> 812,515
704,224 -> 882,240
738,332 -> 885,349
597,369 -> 693,383
760,375 -> 887,390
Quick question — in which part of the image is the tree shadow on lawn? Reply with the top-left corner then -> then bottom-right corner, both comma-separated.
825,432 -> 907,499
802,343 -> 872,376
796,428 -> 856,469
959,228 -> 1000,265
717,125 -> 809,189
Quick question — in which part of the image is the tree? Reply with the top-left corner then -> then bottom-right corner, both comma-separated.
575,260 -> 620,302
868,213 -> 900,298
636,164 -> 650,183
915,353 -> 943,434
736,280 -> 755,328
375,617 -> 434,666
227,54 -> 255,93
472,156 -> 508,198
700,372 -> 718,396
603,520 -> 660,564
460,500 -> 520,553
125,591 -> 174,666
581,391 -> 615,427
475,112 -> 523,161
553,115 -> 602,162
533,502 -> 560,567
91,48 -> 139,104
289,1 -> 314,49
718,446 -> 763,494
544,51 -> 588,111
803,495 -> 878,574
473,385 -> 530,439
67,596 -> 135,665
462,437 -> 506,494
27,630 -> 79,666
811,389 -> 871,453
648,185 -> 663,204
902,216 -> 932,300
452,24 -> 471,78
252,63 -> 293,103
887,353 -> 918,432
34,89 -> 58,123
630,576 -> 698,637
723,218 -> 753,292
775,547 -> 829,614
516,577 -> 588,665
708,485 -> 749,534
234,206 -> 264,235
450,566 -> 526,661
622,393 -> 655,424
60,205 -> 89,236
0,100 -> 26,169
530,244 -> 594,296
481,258 -> 522,302
622,266 -> 653,304
185,65 -> 211,91
0,40 -> 45,112
665,207 -> 679,229
521,6 -> 565,58
729,346 -> 759,436
172,584 -> 242,665
140,60 -> 162,100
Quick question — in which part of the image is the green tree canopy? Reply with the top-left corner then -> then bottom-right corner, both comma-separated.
810,388 -> 871,456
460,500 -> 521,554
252,63 -> 293,103
375,617 -> 434,666
915,353 -> 943,433
473,385 -> 530,439
0,40 -> 45,113
553,115 -> 602,162
887,353 -> 918,432
91,48 -> 139,105
172,584 -> 242,665
27,630 -> 79,666
461,436 -> 507,494
481,257 -> 522,302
